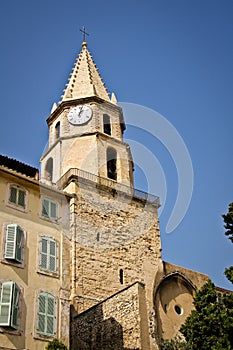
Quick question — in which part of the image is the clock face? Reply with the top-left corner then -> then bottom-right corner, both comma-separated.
67,105 -> 92,125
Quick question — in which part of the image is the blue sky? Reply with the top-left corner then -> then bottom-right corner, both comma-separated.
0,0 -> 232,289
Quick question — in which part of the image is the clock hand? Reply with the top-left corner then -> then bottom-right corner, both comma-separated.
78,106 -> 84,116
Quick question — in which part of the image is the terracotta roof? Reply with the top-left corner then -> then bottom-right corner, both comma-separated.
62,42 -> 110,102
0,154 -> 39,179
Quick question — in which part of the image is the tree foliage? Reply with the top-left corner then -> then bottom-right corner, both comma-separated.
159,336 -> 189,350
222,202 -> 233,283
179,203 -> 233,349
222,202 -> 233,243
46,338 -> 68,350
180,280 -> 233,350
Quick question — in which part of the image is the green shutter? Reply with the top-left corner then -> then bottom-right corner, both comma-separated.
5,224 -> 23,263
18,189 -> 25,208
50,201 -> 57,220
42,199 -> 49,218
42,198 -> 57,220
40,237 -> 56,272
37,293 -> 55,336
9,187 -> 17,204
40,237 -> 48,270
15,226 -> 24,263
5,224 -> 17,260
46,295 -> 55,335
37,293 -> 46,333
9,186 -> 26,208
0,282 -> 13,326
0,281 -> 20,329
11,283 -> 20,329
49,239 -> 56,272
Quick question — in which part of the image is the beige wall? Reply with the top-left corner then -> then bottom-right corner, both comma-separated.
0,168 -> 70,349
154,262 -> 209,340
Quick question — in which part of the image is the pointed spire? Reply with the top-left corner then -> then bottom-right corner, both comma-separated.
62,42 -> 110,102
111,92 -> 117,104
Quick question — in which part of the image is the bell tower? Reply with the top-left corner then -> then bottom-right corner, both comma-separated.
40,42 -> 134,188
40,41 -> 161,349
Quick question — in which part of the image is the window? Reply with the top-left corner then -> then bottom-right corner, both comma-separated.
4,224 -> 24,263
103,114 -> 111,135
45,158 -> 53,182
8,185 -> 26,209
39,237 -> 57,273
0,281 -> 20,329
174,305 -> 183,315
42,198 -> 57,221
37,292 -> 55,336
55,122 -> 60,139
107,148 -> 117,180
119,269 -> 124,284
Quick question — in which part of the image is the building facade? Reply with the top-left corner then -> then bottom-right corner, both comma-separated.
0,41 -> 209,350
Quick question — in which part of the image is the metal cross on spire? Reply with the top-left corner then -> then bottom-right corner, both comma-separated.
80,26 -> 89,42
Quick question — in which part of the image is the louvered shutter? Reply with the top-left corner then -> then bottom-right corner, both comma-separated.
42,199 -> 49,218
40,237 -> 48,270
18,189 -> 25,208
37,293 -> 46,334
37,293 -> 55,336
15,226 -> 24,263
9,187 -> 17,204
5,224 -> 17,260
49,239 -> 56,272
11,283 -> 20,329
50,201 -> 57,220
46,294 -> 55,335
0,282 -> 13,326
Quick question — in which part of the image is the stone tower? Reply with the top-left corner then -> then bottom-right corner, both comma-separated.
40,41 -> 162,349
0,40 -> 213,350
40,41 -> 134,188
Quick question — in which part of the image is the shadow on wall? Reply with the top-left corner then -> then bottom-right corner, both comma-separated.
70,304 -> 139,350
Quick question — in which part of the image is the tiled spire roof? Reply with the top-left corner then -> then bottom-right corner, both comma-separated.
62,42 -> 110,102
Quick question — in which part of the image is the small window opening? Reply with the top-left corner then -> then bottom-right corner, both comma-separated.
103,114 -> 111,135
55,122 -> 60,139
45,158 -> 53,181
9,185 -> 26,208
119,269 -> 124,284
174,305 -> 183,315
96,233 -> 100,242
107,148 -> 117,180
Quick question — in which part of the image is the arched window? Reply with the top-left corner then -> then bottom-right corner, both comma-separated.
107,148 -> 117,180
55,121 -> 60,139
103,114 -> 111,135
37,292 -> 56,336
45,158 -> 53,181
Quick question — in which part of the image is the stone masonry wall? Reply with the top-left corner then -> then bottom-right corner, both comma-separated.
71,282 -> 148,350
70,180 -> 161,313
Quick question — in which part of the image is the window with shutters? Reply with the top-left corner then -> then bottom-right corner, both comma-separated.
4,224 -> 25,265
0,281 -> 21,330
38,236 -> 58,275
41,197 -> 58,221
8,184 -> 27,211
36,292 -> 56,337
